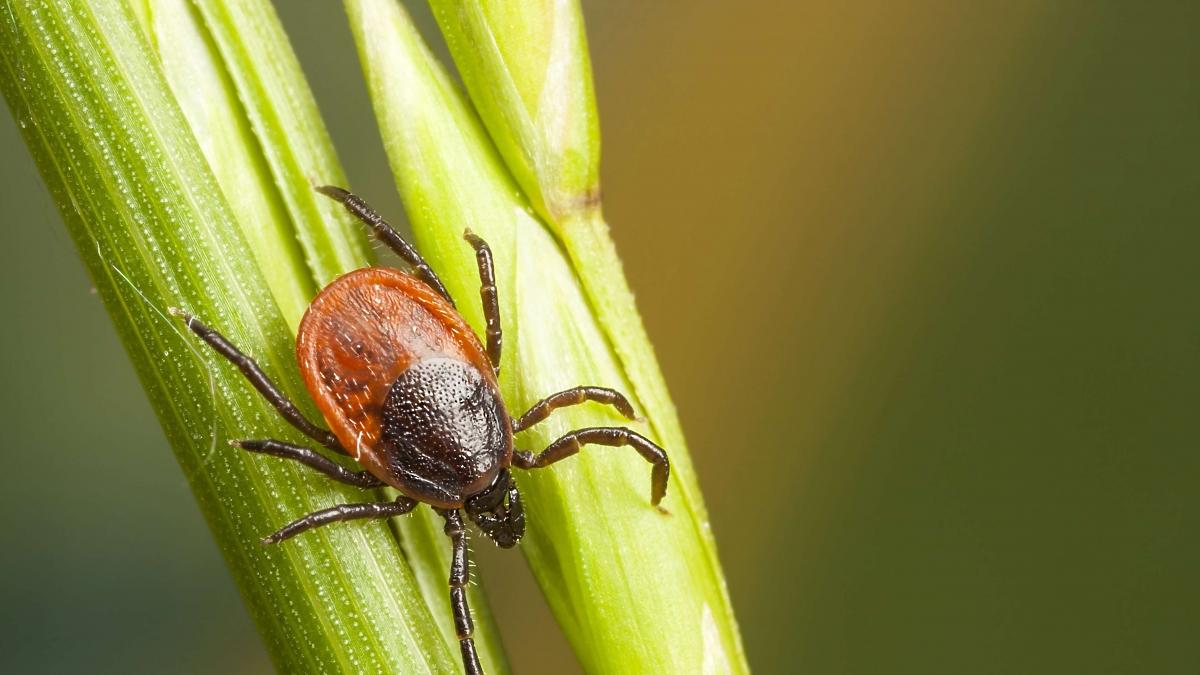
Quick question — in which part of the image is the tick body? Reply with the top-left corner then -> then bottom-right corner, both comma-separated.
297,266 -> 512,508
173,186 -> 669,675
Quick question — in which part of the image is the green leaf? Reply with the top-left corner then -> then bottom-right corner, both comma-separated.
427,0 -> 599,223
346,0 -> 748,672
0,1 -> 507,672
187,0 -> 372,289
136,0 -> 314,324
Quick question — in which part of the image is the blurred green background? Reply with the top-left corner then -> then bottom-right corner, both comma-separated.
1,2 -> 1196,673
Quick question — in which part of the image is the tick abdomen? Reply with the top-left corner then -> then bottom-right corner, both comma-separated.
296,267 -> 505,503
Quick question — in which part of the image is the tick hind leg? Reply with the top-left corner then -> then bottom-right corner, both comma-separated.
262,495 -> 417,544
170,308 -> 347,456
438,508 -> 484,675
514,427 -> 670,506
316,185 -> 455,306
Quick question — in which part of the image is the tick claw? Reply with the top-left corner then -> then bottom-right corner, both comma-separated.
314,184 -> 350,202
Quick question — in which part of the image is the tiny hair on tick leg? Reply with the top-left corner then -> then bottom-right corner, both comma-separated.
173,187 -> 671,675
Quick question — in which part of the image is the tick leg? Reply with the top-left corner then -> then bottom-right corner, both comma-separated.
232,439 -> 384,488
513,427 -> 670,506
438,508 -> 484,675
316,185 -> 455,306
262,495 -> 417,544
512,387 -> 636,432
463,230 -> 502,374
170,308 -> 346,455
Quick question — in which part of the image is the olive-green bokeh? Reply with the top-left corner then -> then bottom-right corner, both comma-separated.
1,2 -> 1195,674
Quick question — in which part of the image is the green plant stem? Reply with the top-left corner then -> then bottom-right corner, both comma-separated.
0,2 -> 501,672
135,2 -> 511,669
346,1 -> 747,672
188,0 -> 371,286
134,0 -> 315,324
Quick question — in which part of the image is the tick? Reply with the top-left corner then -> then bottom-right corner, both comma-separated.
171,186 -> 669,675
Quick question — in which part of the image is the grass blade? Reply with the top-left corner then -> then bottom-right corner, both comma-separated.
134,0 -> 315,323
426,0 -> 599,223
187,0 -> 371,287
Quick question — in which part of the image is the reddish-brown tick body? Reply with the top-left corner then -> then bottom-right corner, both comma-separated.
297,267 -> 512,508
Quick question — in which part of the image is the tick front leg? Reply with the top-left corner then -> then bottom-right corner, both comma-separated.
512,386 -> 636,432
513,427 -> 670,506
169,308 -> 347,456
262,496 -> 417,544
232,439 -> 384,488
438,508 -> 484,675
316,185 -> 455,306
463,230 -> 502,374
